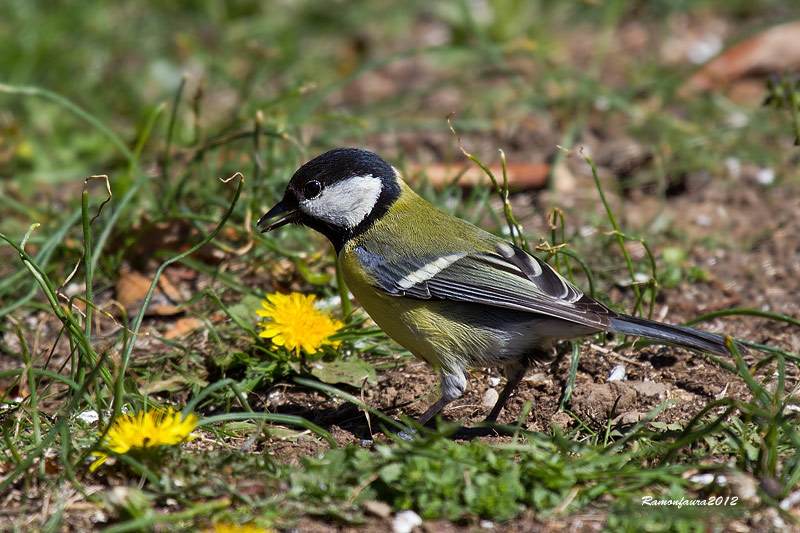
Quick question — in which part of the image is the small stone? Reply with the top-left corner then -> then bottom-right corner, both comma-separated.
689,473 -> 715,485
90,510 -> 108,524
780,489 -> 800,511
613,411 -> 646,425
727,471 -> 759,505
393,510 -> 422,533
725,157 -> 741,179
630,381 -> 670,398
550,411 -> 572,431
482,388 -> 499,408
756,167 -> 775,185
760,476 -> 784,498
363,500 -> 393,518
608,365 -> 626,382
77,410 -> 100,425
397,430 -> 415,441
526,372 -> 549,384
686,33 -> 723,64
695,213 -> 713,227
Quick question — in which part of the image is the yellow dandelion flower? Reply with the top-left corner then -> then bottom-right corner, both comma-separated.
208,523 -> 275,533
90,407 -> 198,471
255,292 -> 343,357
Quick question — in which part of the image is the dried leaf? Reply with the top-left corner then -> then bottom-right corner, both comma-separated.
164,317 -> 202,339
116,270 -> 182,316
686,21 -> 800,96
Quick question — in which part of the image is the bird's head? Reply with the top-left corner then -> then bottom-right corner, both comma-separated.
258,148 -> 401,250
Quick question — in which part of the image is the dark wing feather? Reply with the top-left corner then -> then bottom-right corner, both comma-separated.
354,242 -> 616,330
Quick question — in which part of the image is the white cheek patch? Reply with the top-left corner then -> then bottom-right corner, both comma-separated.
300,174 -> 382,229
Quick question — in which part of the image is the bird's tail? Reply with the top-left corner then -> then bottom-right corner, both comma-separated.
608,314 -> 742,356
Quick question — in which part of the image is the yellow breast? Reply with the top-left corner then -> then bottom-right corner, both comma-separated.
340,244 -> 516,372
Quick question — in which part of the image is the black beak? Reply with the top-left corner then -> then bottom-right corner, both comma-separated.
257,198 -> 299,232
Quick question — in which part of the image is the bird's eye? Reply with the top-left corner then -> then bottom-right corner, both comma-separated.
303,180 -> 322,199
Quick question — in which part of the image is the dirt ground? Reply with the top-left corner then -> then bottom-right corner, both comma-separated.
3,127 -> 798,533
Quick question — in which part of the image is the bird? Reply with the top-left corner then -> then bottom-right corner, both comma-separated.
258,148 -> 736,426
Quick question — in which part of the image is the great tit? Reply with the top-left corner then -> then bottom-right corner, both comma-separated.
259,148 -> 736,425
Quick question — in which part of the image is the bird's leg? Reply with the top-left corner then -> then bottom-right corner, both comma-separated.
416,369 -> 467,426
485,362 -> 528,422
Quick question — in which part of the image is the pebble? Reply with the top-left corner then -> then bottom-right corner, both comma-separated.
482,388 -> 499,408
397,430 -> 416,441
77,410 -> 100,424
780,489 -> 800,510
363,500 -> 392,518
608,365 -> 626,382
756,167 -> 775,185
689,473 -> 715,485
393,510 -> 422,533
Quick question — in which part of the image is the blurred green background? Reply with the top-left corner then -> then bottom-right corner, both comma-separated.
3,0 -> 797,181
